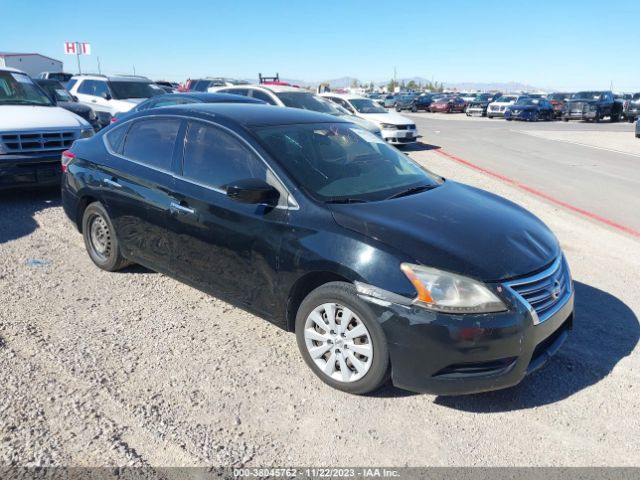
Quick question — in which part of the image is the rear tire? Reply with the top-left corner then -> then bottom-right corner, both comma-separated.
295,282 -> 390,394
82,202 -> 131,272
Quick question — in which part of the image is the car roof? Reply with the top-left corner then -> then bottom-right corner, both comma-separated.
142,103 -> 350,127
71,74 -> 152,82
219,84 -> 304,94
154,92 -> 265,104
0,67 -> 25,74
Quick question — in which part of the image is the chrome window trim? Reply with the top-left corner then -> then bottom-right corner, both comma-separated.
102,113 -> 299,210
503,255 -> 573,326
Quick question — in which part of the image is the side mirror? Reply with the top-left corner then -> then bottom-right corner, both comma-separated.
101,92 -> 112,100
72,95 -> 79,102
226,179 -> 280,205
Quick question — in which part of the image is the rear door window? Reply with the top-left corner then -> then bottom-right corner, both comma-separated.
122,118 -> 181,170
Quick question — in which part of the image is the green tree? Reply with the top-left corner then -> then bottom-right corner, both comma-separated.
387,79 -> 397,92
407,80 -> 418,90
350,78 -> 360,89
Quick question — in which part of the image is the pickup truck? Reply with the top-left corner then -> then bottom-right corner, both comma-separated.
562,91 -> 623,122
0,67 -> 93,190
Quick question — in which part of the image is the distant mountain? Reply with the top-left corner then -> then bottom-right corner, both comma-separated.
442,81 -> 551,93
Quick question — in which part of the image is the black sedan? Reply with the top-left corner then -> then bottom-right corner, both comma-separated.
504,97 -> 555,121
111,92 -> 265,123
35,79 -> 104,130
61,104 -> 574,395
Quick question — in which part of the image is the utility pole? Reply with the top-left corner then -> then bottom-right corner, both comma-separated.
133,65 -> 136,75
75,42 -> 82,74
97,56 -> 101,75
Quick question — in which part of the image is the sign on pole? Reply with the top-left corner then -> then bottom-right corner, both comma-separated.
64,42 -> 91,75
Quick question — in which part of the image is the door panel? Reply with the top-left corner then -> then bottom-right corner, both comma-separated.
168,180 -> 289,317
166,120 -> 292,318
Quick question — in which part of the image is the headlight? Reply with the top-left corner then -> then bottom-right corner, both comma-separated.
588,104 -> 598,111
400,263 -> 507,314
0,142 -> 8,155
80,128 -> 94,138
380,123 -> 398,130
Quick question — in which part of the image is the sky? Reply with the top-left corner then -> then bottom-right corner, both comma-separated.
2,0 -> 639,91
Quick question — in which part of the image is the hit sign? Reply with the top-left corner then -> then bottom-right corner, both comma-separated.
64,42 -> 91,55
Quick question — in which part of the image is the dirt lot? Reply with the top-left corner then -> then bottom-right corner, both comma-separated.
1,146 -> 639,467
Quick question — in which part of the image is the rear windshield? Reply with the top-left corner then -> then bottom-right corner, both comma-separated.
109,81 -> 165,99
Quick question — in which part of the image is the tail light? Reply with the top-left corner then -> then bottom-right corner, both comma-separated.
61,150 -> 76,173
110,117 -> 118,123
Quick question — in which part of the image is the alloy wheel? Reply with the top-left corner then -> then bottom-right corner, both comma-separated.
303,303 -> 373,383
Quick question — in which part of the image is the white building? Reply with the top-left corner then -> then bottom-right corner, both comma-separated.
0,52 -> 64,77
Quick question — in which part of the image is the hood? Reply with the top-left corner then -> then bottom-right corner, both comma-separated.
57,101 -> 91,114
490,101 -> 515,106
343,115 -> 381,133
509,105 -> 537,111
109,98 -> 145,112
329,181 -> 559,281
358,111 -> 413,125
566,98 -> 597,104
0,105 -> 90,130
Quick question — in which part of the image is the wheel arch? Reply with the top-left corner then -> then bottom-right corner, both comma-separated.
286,271 -> 353,332
76,195 -> 99,233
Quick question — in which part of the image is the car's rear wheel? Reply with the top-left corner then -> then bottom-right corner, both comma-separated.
295,282 -> 390,394
82,202 -> 130,272
395,105 -> 401,112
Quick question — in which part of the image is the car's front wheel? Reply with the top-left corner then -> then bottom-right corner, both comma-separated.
295,282 -> 390,394
82,202 -> 130,271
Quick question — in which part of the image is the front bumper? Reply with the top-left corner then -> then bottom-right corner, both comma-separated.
0,151 -> 62,190
505,110 -> 537,121
466,107 -> 486,116
382,128 -> 418,145
362,287 -> 574,395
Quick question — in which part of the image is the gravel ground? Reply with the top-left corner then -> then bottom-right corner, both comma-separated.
0,145 -> 638,468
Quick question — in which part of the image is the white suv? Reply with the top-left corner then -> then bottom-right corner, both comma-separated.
212,84 -> 382,136
487,95 -> 525,118
67,74 -> 165,116
0,67 -> 93,189
321,93 -> 418,145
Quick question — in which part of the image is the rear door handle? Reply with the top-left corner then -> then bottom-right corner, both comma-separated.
104,178 -> 122,188
170,202 -> 195,215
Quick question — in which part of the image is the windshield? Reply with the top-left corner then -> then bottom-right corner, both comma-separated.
475,94 -> 493,101
0,70 -> 53,106
349,98 -> 387,113
37,81 -> 74,102
275,92 -> 336,113
572,91 -> 602,101
547,93 -> 567,101
109,81 -> 165,99
253,123 -> 441,202
495,96 -> 516,103
632,93 -> 640,100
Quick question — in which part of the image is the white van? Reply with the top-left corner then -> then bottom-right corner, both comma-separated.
0,67 -> 93,189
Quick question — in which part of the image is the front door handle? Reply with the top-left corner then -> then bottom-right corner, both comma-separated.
91,99 -> 97,103
104,178 -> 122,188
170,202 -> 195,215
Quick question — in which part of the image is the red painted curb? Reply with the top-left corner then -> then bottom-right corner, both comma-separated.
433,148 -> 640,239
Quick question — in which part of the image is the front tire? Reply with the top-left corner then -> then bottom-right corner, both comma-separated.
295,282 -> 390,394
82,202 -> 130,272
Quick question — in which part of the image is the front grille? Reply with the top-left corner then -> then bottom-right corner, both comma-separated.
569,101 -> 585,114
504,256 -> 572,324
0,131 -> 78,154
396,124 -> 415,130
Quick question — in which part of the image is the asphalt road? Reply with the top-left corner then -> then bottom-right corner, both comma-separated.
0,122 -> 639,468
404,112 -> 640,234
